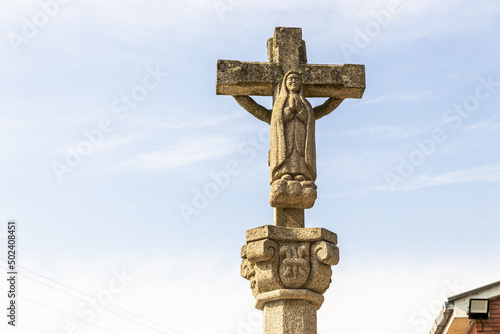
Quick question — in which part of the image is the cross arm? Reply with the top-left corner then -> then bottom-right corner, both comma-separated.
216,60 -> 365,99
300,64 -> 365,98
216,60 -> 280,96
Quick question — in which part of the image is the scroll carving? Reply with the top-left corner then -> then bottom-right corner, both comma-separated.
241,234 -> 339,301
305,241 -> 339,294
241,240 -> 281,297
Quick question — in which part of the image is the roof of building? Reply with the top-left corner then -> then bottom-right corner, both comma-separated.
430,280 -> 500,334
448,280 -> 500,302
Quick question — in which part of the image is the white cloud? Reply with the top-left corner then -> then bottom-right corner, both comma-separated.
333,124 -> 427,140
465,114 -> 500,132
159,113 -> 242,130
321,150 -> 391,179
384,1 -> 500,43
360,91 -> 433,106
94,135 -> 137,152
49,135 -> 138,160
119,135 -> 237,170
374,163 -> 500,192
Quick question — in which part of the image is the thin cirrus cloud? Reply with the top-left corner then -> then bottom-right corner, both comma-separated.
465,114 -> 500,132
360,91 -> 433,106
158,112 -> 242,130
118,135 -> 237,171
332,124 -> 428,140
372,163 -> 500,192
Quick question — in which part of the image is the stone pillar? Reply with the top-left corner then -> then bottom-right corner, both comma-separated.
217,26 -> 366,334
273,208 -> 305,228
264,299 -> 317,334
241,225 -> 339,334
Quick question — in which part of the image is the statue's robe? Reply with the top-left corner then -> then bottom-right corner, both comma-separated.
269,72 -> 316,183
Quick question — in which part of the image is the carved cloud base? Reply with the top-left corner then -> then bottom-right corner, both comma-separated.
269,179 -> 317,209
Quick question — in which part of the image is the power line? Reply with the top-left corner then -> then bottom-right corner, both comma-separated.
0,258 -> 182,334
0,287 -> 120,334
0,264 -> 174,334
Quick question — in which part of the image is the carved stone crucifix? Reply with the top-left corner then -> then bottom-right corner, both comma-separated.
216,27 -> 365,228
217,27 -> 366,334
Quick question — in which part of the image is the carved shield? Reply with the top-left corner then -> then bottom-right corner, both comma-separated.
279,242 -> 310,288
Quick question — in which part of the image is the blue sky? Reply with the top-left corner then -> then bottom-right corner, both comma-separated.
0,0 -> 499,333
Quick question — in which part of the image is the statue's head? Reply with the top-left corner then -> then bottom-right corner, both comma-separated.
285,72 -> 302,93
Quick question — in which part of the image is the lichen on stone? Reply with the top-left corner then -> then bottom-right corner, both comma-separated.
228,66 -> 242,74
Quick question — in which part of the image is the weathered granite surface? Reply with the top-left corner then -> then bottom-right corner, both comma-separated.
217,28 -> 365,98
216,27 -> 365,334
217,27 -> 365,212
264,299 -> 317,334
241,225 -> 339,334
241,225 -> 339,297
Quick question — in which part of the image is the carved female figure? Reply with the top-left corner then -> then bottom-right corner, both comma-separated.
234,71 -> 343,185
270,71 -> 315,183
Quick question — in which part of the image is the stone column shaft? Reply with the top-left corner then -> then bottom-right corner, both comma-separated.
274,208 -> 304,227
264,300 -> 317,334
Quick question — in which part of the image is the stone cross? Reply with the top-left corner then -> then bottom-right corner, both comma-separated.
217,27 -> 365,228
216,27 -> 365,334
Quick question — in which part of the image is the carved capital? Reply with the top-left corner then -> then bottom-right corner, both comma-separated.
241,225 -> 339,309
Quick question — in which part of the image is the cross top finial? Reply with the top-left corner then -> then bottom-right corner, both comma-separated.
266,27 -> 307,73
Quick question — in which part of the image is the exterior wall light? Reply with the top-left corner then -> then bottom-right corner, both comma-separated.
468,298 -> 490,320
